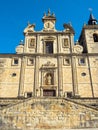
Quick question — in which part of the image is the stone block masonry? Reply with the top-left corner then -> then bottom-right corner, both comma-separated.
0,98 -> 98,129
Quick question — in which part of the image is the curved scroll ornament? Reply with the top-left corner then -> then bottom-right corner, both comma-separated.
73,45 -> 83,54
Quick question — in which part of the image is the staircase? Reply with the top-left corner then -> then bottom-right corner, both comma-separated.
0,97 -> 98,129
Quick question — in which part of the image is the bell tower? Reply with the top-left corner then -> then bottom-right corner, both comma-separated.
42,9 -> 56,31
79,12 -> 98,53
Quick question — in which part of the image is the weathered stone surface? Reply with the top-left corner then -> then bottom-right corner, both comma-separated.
0,9 -> 98,130
0,98 -> 98,129
0,11 -> 98,99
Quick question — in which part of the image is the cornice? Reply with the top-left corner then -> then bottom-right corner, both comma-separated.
83,24 -> 98,30
26,31 -> 74,36
0,53 -> 98,58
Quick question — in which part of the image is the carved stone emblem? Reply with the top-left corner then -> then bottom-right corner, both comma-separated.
42,61 -> 55,67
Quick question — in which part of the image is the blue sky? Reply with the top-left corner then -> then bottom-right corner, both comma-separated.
0,0 -> 98,53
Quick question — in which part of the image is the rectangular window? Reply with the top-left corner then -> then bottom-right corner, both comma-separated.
79,58 -> 86,66
27,58 -> 34,65
14,59 -> 18,64
93,34 -> 98,42
12,58 -> 19,66
45,41 -> 53,54
64,92 -> 73,98
67,92 -> 72,98
63,58 -> 70,66
27,92 -> 32,98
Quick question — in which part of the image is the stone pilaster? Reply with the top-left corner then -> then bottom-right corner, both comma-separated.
87,56 -> 94,97
34,56 -> 39,96
57,34 -> 61,53
70,34 -> 74,53
71,56 -> 78,96
36,34 -> 40,53
58,56 -> 63,97
24,36 -> 28,53
18,56 -> 26,97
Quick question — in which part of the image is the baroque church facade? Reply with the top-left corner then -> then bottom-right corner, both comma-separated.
0,10 -> 98,99
1,10 -> 98,129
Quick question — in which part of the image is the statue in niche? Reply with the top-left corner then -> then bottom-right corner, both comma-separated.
45,73 -> 52,85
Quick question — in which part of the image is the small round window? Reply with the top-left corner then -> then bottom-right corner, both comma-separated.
12,73 -> 16,77
81,72 -> 86,76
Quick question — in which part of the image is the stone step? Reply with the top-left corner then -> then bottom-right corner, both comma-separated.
0,97 -> 98,129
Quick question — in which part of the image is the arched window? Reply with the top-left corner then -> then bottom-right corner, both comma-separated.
93,33 -> 98,42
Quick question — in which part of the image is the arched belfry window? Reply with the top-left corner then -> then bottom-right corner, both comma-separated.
93,33 -> 98,42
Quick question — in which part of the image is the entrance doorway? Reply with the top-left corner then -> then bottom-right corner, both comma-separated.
43,90 -> 56,97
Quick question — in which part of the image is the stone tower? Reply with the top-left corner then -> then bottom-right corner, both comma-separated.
79,12 -> 98,53
79,12 -> 98,97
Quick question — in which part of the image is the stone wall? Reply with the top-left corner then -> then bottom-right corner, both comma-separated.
0,98 -> 98,130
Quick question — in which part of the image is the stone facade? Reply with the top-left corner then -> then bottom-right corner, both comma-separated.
0,10 -> 98,129
0,10 -> 98,98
